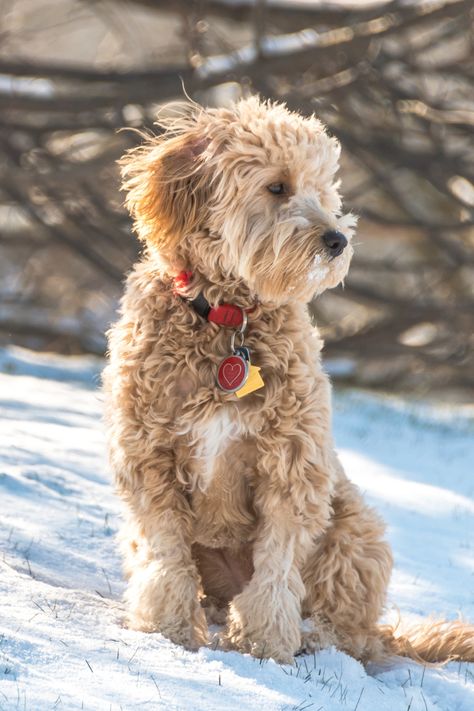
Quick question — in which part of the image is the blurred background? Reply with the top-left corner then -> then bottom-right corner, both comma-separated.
1,0 -> 473,399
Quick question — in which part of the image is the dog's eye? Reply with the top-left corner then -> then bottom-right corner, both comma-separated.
267,182 -> 287,196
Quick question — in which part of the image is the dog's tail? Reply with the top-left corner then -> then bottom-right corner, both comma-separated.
378,619 -> 474,664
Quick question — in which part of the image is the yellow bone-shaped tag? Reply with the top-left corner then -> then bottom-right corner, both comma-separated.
235,365 -> 264,398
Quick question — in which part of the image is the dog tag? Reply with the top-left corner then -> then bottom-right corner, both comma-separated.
235,365 -> 265,398
217,353 -> 249,393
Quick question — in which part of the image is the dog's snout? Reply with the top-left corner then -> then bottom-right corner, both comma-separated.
322,230 -> 348,257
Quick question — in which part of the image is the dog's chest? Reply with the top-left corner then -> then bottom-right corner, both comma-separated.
190,411 -> 258,547
193,410 -> 242,490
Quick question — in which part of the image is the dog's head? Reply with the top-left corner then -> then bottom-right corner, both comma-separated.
121,96 -> 356,304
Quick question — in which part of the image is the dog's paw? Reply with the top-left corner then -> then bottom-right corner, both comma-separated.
125,561 -> 209,650
298,616 -> 339,655
225,622 -> 297,664
226,587 -> 301,664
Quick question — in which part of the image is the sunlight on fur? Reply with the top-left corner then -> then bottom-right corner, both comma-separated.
103,96 -> 474,665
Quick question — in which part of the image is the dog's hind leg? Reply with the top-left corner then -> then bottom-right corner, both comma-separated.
301,462 -> 474,664
301,464 -> 393,662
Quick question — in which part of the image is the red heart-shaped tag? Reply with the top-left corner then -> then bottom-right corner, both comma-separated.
217,355 -> 248,392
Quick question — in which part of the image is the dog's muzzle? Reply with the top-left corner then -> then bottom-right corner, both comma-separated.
322,230 -> 348,257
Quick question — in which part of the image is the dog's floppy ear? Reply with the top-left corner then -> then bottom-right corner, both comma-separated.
120,128 -> 208,263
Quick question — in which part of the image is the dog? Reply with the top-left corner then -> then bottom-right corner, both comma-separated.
103,96 -> 474,665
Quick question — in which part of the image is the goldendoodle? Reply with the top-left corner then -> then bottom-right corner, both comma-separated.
103,96 -> 474,664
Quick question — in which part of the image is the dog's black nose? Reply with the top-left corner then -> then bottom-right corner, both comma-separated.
322,230 -> 348,257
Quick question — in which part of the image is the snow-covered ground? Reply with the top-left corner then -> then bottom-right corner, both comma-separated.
0,346 -> 473,711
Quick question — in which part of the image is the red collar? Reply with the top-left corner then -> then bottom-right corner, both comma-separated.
174,271 -> 254,329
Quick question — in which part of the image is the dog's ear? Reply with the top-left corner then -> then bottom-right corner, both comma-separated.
120,130 -> 208,262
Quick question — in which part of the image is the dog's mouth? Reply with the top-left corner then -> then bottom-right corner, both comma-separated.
308,236 -> 350,275
292,233 -> 353,301
305,219 -> 354,287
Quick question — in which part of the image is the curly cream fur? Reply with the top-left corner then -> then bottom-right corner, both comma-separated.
103,96 -> 474,665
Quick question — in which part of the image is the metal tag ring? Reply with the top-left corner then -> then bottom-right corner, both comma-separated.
230,329 -> 245,352
238,309 -> 248,335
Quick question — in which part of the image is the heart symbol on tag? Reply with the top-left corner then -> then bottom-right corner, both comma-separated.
217,355 -> 249,392
222,362 -> 243,387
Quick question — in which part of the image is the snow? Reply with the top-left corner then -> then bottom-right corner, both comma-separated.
1,345 -> 473,711
308,254 -> 329,282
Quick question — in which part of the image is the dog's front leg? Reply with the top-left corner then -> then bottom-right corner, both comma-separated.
227,426 -> 333,664
123,493 -> 208,650
226,505 -> 306,663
